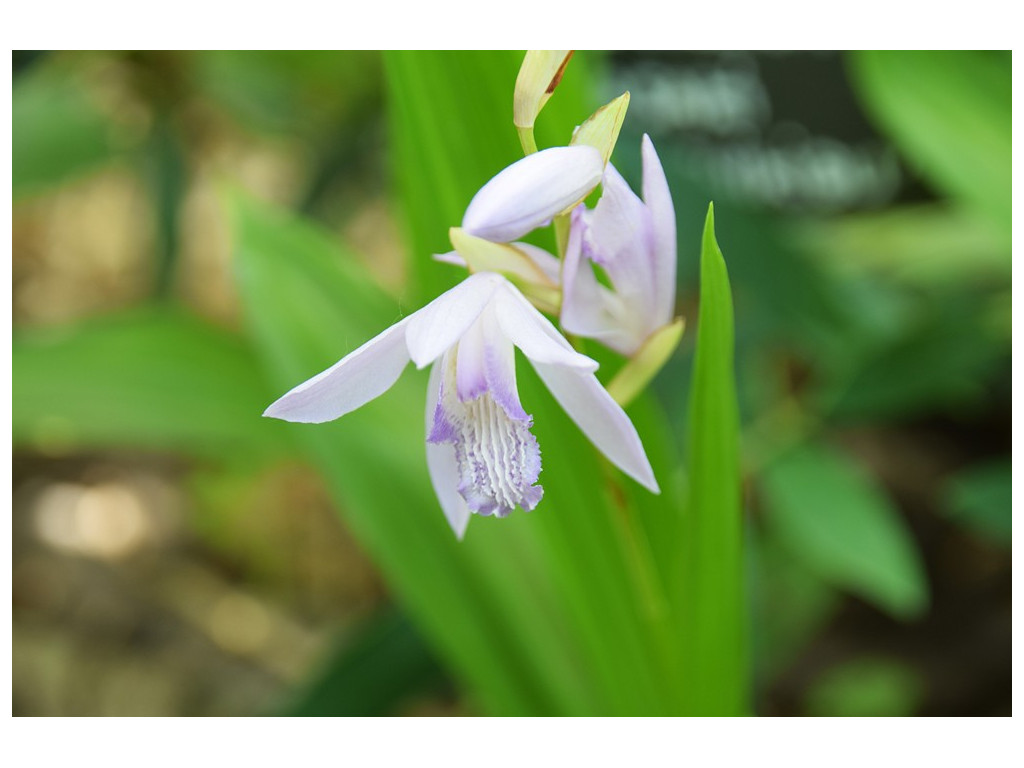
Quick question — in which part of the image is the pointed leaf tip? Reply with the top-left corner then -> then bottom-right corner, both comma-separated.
702,202 -> 720,255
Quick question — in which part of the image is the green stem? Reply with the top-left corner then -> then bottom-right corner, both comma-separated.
517,125 -> 538,155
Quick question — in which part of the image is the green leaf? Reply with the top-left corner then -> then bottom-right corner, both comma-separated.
12,307 -> 288,461
848,51 -> 1011,241
805,658 -> 924,717
942,460 -> 1011,546
677,204 -> 747,715
761,442 -> 929,620
280,608 -> 446,716
13,69 -> 117,198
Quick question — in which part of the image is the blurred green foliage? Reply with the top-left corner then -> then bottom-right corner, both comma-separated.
13,68 -> 119,198
280,608 -> 446,716
761,443 -> 928,620
942,461 -> 1012,547
850,51 -> 1011,242
805,658 -> 925,717
197,51 -> 382,139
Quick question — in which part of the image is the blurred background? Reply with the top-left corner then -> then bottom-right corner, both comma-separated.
12,50 -> 1011,716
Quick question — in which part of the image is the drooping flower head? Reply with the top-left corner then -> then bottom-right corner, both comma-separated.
265,272 -> 658,538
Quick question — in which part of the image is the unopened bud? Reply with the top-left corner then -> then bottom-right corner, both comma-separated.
514,50 -> 574,130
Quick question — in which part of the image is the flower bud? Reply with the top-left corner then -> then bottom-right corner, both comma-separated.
514,50 -> 573,131
462,145 -> 603,243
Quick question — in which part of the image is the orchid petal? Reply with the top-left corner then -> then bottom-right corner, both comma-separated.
480,309 -> 529,421
586,163 -> 656,315
454,305 -> 529,420
425,360 -> 471,538
433,250 -> 466,267
641,134 -> 677,325
454,313 -> 489,402
405,272 -> 502,368
530,361 -> 659,493
263,318 -> 411,424
492,282 -> 597,372
560,206 -> 641,355
462,146 -> 604,243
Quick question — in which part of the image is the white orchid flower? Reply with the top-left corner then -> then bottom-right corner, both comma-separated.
561,134 -> 678,356
264,272 -> 658,539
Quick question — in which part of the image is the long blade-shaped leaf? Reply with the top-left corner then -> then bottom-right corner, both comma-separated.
13,307 -> 287,462
677,204 -> 747,715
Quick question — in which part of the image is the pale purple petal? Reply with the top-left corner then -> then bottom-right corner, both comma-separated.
491,282 -> 598,371
433,250 -> 467,267
454,306 -> 529,420
585,163 -> 657,316
427,350 -> 458,443
263,319 -> 411,424
454,399 -> 544,516
424,360 -> 471,538
530,361 -> 659,493
641,134 -> 677,325
560,205 -> 641,355
462,146 -> 603,243
454,315 -> 489,402
480,310 -> 529,421
404,272 -> 502,368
